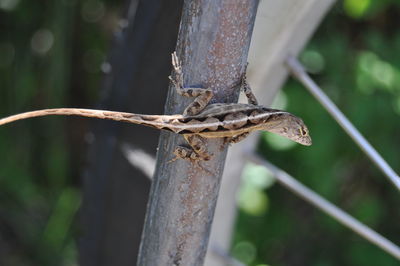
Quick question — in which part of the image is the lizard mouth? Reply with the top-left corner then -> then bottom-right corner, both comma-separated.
299,136 -> 312,146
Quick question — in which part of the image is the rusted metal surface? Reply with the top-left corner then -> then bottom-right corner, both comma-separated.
205,0 -> 335,266
206,1 -> 335,265
137,0 -> 259,265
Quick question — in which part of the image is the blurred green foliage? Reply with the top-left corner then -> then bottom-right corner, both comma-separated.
233,1 -> 400,265
0,0 -> 121,264
1,0 -> 400,265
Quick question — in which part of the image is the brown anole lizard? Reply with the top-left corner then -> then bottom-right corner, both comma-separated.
0,52 -> 312,161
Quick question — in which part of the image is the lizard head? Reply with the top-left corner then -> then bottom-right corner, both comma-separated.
264,113 -> 312,146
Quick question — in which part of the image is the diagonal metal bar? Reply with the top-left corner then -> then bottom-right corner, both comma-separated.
286,56 -> 400,192
245,152 -> 400,261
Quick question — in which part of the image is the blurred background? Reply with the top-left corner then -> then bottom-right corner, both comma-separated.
0,0 -> 399,265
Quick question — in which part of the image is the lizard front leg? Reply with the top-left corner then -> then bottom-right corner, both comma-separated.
169,52 -> 213,116
171,134 -> 212,162
240,64 -> 258,106
222,132 -> 250,147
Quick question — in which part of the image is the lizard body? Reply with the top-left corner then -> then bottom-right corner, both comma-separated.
0,104 -> 308,140
0,52 -> 312,161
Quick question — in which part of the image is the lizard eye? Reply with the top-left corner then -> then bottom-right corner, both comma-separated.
299,127 -> 308,136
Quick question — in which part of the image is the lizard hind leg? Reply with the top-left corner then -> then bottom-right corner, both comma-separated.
169,52 -> 213,116
169,135 -> 213,175
169,146 -> 213,175
169,146 -> 204,163
181,88 -> 213,116
170,134 -> 213,163
184,134 -> 212,161
169,51 -> 184,89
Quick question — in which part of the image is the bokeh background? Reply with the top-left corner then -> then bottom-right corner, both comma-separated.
0,0 -> 399,265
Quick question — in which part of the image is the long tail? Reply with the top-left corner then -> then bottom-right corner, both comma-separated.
0,108 -> 182,132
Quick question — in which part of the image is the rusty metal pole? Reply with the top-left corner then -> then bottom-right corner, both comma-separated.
137,0 -> 259,265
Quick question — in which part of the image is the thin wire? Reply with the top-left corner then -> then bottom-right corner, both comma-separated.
286,56 -> 400,192
245,152 -> 400,261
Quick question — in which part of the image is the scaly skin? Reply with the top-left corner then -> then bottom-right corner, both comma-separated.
0,52 -> 312,161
